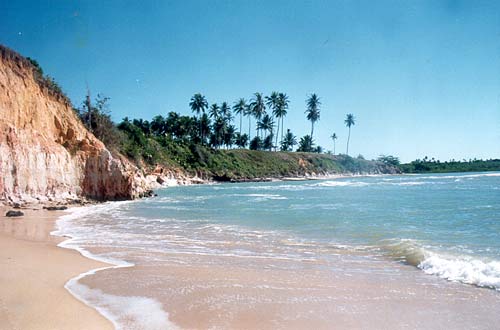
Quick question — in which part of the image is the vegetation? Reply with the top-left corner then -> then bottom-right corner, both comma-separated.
25,56 -> 68,103
330,133 -> 337,155
400,157 -> 500,173
71,92 -> 397,180
344,113 -> 355,156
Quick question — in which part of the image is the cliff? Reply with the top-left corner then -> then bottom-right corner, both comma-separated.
0,45 -> 153,204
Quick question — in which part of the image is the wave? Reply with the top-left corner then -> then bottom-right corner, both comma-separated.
383,239 -> 500,290
51,205 -> 180,330
314,181 -> 371,187
416,172 -> 500,180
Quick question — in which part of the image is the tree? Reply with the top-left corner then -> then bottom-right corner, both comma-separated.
151,115 -> 166,136
211,116 -> 226,149
305,94 -> 321,140
250,92 -> 266,138
244,104 -> 253,144
297,135 -> 314,152
263,134 -> 274,151
189,93 -> 208,143
377,155 -> 400,166
275,93 -> 289,149
220,102 -> 232,122
209,103 -> 220,120
330,133 -> 337,155
249,136 -> 262,150
78,94 -> 121,150
344,113 -> 355,155
281,129 -> 297,151
235,133 -> 249,148
233,98 -> 247,136
265,91 -> 279,148
257,114 -> 275,141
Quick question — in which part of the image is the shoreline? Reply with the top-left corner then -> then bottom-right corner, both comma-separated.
0,206 -> 114,330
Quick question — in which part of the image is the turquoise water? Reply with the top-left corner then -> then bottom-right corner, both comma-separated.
59,171 -> 500,289
54,171 -> 500,329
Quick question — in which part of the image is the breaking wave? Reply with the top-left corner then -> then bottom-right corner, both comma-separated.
384,239 -> 500,290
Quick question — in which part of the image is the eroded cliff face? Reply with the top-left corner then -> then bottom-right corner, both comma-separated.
0,45 -> 152,203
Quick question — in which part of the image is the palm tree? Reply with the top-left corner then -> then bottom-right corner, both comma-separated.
265,92 -> 279,148
257,114 -> 275,140
275,93 -> 289,149
233,98 -> 246,136
189,93 -> 208,144
344,114 -> 355,155
209,103 -> 220,120
220,102 -> 232,122
281,129 -> 297,151
245,104 -> 253,144
250,92 -> 266,138
305,94 -> 320,140
330,133 -> 337,155
297,135 -> 314,152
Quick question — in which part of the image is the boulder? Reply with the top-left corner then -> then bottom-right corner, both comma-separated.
5,210 -> 24,217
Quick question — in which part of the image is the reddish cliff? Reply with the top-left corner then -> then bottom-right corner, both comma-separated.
0,45 -> 151,203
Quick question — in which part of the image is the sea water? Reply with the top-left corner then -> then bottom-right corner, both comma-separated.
54,172 -> 500,329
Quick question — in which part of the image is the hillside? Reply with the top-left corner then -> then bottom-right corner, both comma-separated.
0,45 -> 156,203
0,44 -> 398,205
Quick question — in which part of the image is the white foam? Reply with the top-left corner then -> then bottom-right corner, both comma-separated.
419,254 -> 500,290
314,181 -> 370,187
51,205 -> 180,330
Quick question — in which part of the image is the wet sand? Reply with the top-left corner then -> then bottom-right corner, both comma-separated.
81,249 -> 500,330
0,207 -> 113,330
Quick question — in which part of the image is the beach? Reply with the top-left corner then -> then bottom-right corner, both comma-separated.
56,173 -> 500,329
0,207 -> 113,330
1,173 -> 500,330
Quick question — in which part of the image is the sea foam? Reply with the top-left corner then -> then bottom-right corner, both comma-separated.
384,239 -> 500,290
52,204 -> 180,330
419,255 -> 500,290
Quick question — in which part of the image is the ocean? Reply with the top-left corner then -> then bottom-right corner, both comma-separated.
54,172 -> 500,329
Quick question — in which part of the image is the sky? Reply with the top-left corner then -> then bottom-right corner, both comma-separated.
1,0 -> 499,162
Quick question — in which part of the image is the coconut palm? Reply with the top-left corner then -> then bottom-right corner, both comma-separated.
250,92 -> 266,138
257,114 -> 275,140
275,93 -> 289,148
209,103 -> 220,120
297,135 -> 314,152
189,93 -> 208,143
245,104 -> 253,144
233,98 -> 247,136
265,92 -> 279,147
330,133 -> 337,155
344,113 -> 355,155
281,129 -> 297,151
305,94 -> 321,140
220,102 -> 232,122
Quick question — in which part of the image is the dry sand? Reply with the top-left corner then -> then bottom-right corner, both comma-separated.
0,206 -> 113,330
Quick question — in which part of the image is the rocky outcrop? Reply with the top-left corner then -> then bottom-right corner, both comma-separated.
0,45 -> 153,203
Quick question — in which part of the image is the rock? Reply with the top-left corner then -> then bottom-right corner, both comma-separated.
12,202 -> 22,209
43,206 -> 68,211
0,45 -> 151,202
5,210 -> 24,217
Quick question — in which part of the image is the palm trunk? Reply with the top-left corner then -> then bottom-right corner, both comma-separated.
199,114 -> 203,145
280,117 -> 284,148
275,117 -> 280,151
239,113 -> 242,137
333,141 -> 336,155
346,127 -> 351,155
310,122 -> 314,140
248,116 -> 251,148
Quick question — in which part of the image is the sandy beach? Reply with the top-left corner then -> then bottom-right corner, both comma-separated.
0,207 -> 113,330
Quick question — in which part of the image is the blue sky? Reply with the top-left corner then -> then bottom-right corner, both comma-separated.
1,0 -> 499,162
